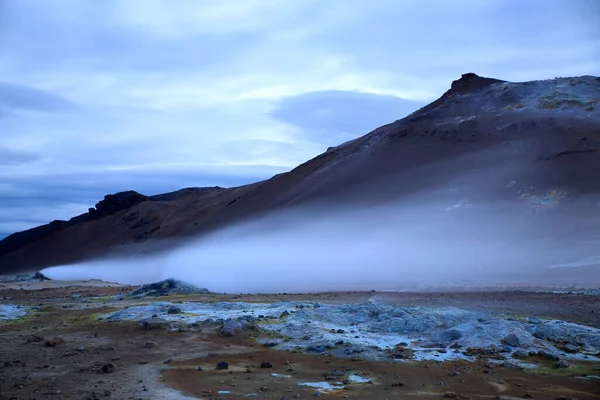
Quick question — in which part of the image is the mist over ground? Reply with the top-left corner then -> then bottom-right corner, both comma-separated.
42,188 -> 595,292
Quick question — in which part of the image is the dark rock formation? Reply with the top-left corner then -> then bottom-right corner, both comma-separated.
129,278 -> 209,298
0,190 -> 151,260
88,191 -> 150,219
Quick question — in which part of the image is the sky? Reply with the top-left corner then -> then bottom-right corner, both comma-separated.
0,0 -> 599,239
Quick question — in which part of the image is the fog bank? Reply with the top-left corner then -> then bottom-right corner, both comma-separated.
42,192 -> 597,292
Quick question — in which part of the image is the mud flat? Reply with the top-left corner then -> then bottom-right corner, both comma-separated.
0,281 -> 599,399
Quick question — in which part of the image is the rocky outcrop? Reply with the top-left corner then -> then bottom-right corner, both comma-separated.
0,190 -> 151,259
88,191 -> 150,219
128,278 -> 209,298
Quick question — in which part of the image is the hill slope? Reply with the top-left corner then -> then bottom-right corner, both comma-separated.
1,73 -> 599,275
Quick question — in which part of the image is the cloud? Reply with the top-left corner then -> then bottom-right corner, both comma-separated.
271,91 -> 425,145
0,146 -> 41,165
0,82 -> 76,113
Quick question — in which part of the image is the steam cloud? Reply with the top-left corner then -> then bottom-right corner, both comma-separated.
41,191 -> 597,292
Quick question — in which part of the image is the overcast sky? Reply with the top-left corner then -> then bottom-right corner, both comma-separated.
0,0 -> 598,239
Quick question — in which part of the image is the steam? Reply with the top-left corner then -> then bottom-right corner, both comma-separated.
40,143 -> 600,293
41,192 -> 596,292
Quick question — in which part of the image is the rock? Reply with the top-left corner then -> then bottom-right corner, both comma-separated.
307,345 -> 326,353
26,334 -> 45,343
216,361 -> 229,370
442,329 -> 462,341
100,363 -> 114,373
537,350 -> 560,361
563,344 -> 579,353
443,392 -> 457,398
76,346 -> 86,352
166,306 -> 181,314
260,362 -> 273,368
221,319 -> 245,337
513,350 -> 529,358
33,271 -> 51,281
163,359 -> 172,364
556,360 -> 569,368
44,337 -> 65,347
503,334 -> 520,347
197,366 -> 203,371
129,278 -> 209,298
143,341 -> 154,349
528,317 -> 543,324
336,329 -> 345,334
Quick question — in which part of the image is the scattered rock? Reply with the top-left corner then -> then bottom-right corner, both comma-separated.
563,344 -> 579,353
556,360 -> 569,368
260,362 -> 273,368
143,341 -> 154,349
221,319 -> 245,337
503,334 -> 520,347
100,363 -> 114,373
26,334 -> 45,343
166,306 -> 181,314
442,329 -> 463,341
44,337 -> 65,347
444,392 -> 457,398
197,366 -> 203,371
537,350 -> 560,361
513,350 -> 529,358
216,361 -> 229,370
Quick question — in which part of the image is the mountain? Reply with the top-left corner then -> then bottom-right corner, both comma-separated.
1,73 -> 599,276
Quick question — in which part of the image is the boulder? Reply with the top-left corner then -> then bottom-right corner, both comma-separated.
563,344 -> 579,353
220,319 -> 245,337
503,334 -> 520,347
216,361 -> 229,370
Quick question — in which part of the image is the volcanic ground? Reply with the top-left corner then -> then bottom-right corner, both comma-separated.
1,277 -> 599,400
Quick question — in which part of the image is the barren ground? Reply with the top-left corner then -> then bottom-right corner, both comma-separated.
1,281 -> 599,400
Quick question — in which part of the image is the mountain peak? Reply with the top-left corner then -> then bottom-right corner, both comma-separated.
449,73 -> 506,94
